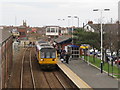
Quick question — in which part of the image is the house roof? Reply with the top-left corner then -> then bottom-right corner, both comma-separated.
0,27 -> 12,44
55,35 -> 71,44
88,24 -> 100,31
18,26 -> 27,29
88,24 -> 119,34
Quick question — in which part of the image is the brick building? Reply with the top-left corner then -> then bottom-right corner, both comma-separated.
118,1 -> 120,21
0,26 -> 13,89
17,20 -> 28,39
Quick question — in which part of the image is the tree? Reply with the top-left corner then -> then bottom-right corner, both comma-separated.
73,28 -> 100,50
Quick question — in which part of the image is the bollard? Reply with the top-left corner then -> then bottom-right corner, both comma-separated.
101,62 -> 103,73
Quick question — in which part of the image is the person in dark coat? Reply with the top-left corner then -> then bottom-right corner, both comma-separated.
65,52 -> 70,64
59,51 -> 65,62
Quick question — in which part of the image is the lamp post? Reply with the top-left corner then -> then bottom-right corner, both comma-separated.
58,19 -> 65,27
74,16 -> 79,27
68,16 -> 73,45
68,16 -> 79,44
58,19 -> 65,36
93,9 -> 110,73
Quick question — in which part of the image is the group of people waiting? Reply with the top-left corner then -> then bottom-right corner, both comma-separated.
57,49 -> 71,64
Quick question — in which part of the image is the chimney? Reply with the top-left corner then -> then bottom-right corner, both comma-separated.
88,21 -> 93,24
116,21 -> 120,24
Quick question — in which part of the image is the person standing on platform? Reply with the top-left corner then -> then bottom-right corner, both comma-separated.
60,52 -> 64,62
65,52 -> 70,64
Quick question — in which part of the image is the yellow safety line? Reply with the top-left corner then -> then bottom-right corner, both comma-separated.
57,60 -> 93,89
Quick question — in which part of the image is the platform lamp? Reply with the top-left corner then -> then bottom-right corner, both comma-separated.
68,16 -> 79,44
68,16 -> 74,45
74,16 -> 79,28
93,9 -> 110,73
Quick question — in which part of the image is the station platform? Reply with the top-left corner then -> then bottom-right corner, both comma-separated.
57,60 -> 92,89
57,59 -> 119,89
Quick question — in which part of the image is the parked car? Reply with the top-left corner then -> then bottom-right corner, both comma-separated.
112,55 -> 117,61
115,59 -> 120,65
96,52 -> 101,57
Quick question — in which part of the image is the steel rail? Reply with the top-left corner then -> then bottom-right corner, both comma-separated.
58,70 -> 77,89
53,72 -> 66,89
29,50 -> 36,90
42,72 -> 51,89
20,48 -> 27,89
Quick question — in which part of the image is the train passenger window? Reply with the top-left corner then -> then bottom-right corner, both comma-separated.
46,52 -> 50,58
51,52 -> 56,58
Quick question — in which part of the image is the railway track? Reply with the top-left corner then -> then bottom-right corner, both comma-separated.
53,72 -> 66,88
7,48 -> 78,89
42,69 -> 78,89
53,71 -> 78,89
42,71 -> 78,89
31,48 -> 78,89
20,48 -> 36,89
42,71 -> 64,88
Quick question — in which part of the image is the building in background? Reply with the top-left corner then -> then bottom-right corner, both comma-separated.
0,26 -> 13,89
12,28 -> 20,38
17,20 -> 28,39
60,27 -> 68,35
118,1 -> 120,22
45,26 -> 60,37
118,1 -> 120,53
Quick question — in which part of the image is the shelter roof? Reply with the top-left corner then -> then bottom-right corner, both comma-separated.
55,35 -> 71,44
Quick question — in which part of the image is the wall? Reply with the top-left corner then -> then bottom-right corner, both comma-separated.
118,1 -> 120,21
46,26 -> 59,36
1,36 -> 13,88
18,28 -> 27,38
0,28 -> 2,89
0,46 -> 2,89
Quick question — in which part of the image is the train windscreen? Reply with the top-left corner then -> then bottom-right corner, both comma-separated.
40,48 -> 56,58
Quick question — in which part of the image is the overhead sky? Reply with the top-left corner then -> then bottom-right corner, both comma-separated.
0,0 -> 119,27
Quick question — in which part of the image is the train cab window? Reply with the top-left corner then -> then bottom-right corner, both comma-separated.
46,52 -> 50,58
51,52 -> 56,58
41,52 -> 45,58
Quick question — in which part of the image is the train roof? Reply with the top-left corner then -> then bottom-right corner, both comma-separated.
36,41 -> 49,45
36,40 -> 55,50
38,41 -> 47,43
36,44 -> 54,50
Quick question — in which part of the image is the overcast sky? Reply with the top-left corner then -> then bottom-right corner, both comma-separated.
0,0 -> 119,27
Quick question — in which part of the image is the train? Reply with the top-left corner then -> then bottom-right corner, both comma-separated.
35,41 -> 58,69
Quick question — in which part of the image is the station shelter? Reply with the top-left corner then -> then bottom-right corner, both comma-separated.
67,45 -> 80,59
54,35 -> 72,50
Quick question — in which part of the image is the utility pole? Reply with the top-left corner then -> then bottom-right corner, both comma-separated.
68,15 -> 80,44
93,9 -> 110,73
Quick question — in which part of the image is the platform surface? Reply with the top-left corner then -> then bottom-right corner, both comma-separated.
60,59 -> 118,89
57,60 -> 92,89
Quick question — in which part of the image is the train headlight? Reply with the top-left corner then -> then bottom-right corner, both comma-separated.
41,59 -> 44,61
